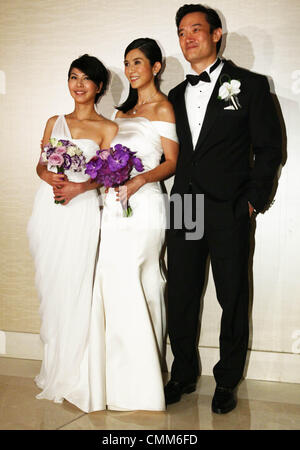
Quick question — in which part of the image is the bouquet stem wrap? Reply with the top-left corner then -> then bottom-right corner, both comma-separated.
55,166 -> 65,204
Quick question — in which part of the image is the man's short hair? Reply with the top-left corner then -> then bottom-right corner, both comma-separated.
176,4 -> 222,53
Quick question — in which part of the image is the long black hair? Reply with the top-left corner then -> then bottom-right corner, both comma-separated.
116,38 -> 163,113
68,54 -> 110,104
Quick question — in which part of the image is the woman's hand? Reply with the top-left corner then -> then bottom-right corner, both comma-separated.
44,170 -> 68,188
52,180 -> 83,206
37,159 -> 68,188
114,175 -> 146,205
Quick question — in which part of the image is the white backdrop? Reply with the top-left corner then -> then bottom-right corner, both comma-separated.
0,0 -> 300,383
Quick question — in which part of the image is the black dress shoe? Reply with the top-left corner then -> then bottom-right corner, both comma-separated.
164,380 -> 196,405
212,385 -> 237,414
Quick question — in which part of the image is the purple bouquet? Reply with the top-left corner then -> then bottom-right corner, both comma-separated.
40,138 -> 86,204
85,144 -> 144,217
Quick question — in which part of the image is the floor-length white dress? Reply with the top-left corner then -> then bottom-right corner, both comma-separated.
27,115 -> 105,412
93,116 -> 178,411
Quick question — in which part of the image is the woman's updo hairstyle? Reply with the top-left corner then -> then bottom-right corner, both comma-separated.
117,38 -> 163,113
68,54 -> 110,104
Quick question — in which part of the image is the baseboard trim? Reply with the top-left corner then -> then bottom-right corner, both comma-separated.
166,344 -> 300,384
1,330 -> 299,383
0,330 -> 43,360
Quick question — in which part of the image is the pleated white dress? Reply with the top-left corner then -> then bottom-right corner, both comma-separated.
27,115 -> 105,412
93,116 -> 178,411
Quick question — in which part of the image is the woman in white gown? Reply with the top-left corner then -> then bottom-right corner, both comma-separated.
27,54 -> 117,412
94,38 -> 179,411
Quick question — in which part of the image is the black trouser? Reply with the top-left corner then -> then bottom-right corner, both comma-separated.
167,193 -> 251,388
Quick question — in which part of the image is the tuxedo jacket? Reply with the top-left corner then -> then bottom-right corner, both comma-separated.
168,59 -> 282,213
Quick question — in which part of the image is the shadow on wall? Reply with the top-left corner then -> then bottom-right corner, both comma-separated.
221,25 -> 288,168
221,26 -> 287,175
219,28 -> 288,381
223,27 -> 274,72
222,32 -> 255,70
109,69 -> 125,107
160,56 -> 185,95
96,68 -> 124,119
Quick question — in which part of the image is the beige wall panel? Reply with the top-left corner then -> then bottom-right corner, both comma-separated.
0,0 -> 299,380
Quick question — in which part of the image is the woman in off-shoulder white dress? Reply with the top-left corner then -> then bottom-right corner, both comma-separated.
93,38 -> 179,411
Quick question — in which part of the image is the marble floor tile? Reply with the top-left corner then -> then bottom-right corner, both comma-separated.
0,357 -> 41,378
0,372 -> 84,430
1,357 -> 300,430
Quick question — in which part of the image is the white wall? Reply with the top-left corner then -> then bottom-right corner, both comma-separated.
0,0 -> 299,383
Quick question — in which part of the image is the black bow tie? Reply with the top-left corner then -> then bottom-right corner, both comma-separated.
186,71 -> 211,85
186,58 -> 221,86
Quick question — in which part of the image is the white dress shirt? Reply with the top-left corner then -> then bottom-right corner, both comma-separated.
185,59 -> 224,149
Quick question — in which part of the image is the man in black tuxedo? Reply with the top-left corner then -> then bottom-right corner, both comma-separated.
165,4 -> 282,413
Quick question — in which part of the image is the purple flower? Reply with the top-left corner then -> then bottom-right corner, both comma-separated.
85,144 -> 144,192
63,153 -> 72,170
114,144 -> 124,152
46,148 -> 55,158
107,149 -> 130,172
101,174 -> 114,187
71,154 -> 86,172
132,157 -> 144,172
86,157 -> 103,179
59,139 -> 70,146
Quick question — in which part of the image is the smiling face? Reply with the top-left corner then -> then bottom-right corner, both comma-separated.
124,48 -> 161,89
178,12 -> 222,68
68,68 -> 102,104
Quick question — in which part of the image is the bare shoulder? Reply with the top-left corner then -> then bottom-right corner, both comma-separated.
45,115 -> 59,129
154,99 -> 176,123
99,117 -> 118,138
42,115 -> 59,143
97,117 -> 118,148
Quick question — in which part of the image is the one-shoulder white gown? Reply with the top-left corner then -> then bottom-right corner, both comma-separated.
27,115 -> 105,412
93,116 -> 178,411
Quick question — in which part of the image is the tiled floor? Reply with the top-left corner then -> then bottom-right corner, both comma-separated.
1,357 -> 300,430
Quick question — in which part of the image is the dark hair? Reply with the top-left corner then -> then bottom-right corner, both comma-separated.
176,4 -> 222,53
116,38 -> 163,113
68,54 -> 109,104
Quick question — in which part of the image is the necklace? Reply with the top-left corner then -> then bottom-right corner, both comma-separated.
132,92 -> 157,115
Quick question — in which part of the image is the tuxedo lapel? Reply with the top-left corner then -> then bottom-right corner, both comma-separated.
174,81 -> 194,155
193,60 -> 231,155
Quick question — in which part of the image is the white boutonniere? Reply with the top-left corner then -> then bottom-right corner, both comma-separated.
218,76 -> 241,110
